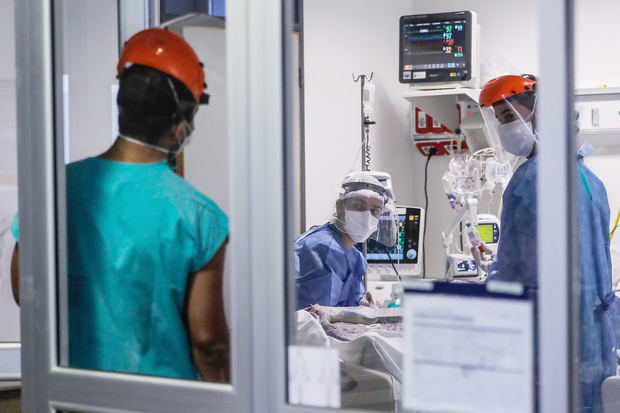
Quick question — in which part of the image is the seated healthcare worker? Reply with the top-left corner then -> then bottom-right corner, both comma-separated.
474,74 -> 617,412
295,172 -> 395,309
11,29 -> 230,382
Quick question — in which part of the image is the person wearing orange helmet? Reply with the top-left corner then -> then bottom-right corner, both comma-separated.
11,28 -> 230,382
475,74 -> 617,412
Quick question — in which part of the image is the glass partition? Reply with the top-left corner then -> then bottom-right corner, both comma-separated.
573,0 -> 620,411
287,1 -> 543,411
47,0 -> 232,383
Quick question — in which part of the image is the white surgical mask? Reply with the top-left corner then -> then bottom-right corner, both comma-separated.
343,210 -> 379,243
498,120 -> 536,157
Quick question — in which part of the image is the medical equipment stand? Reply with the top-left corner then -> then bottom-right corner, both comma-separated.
441,197 -> 480,280
353,72 -> 375,173
353,72 -> 376,261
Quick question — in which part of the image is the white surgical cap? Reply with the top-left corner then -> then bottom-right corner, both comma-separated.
339,172 -> 384,202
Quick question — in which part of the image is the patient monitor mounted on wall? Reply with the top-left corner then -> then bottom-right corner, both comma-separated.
399,11 -> 480,90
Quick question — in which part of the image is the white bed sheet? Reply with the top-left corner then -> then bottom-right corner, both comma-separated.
295,309 -> 404,407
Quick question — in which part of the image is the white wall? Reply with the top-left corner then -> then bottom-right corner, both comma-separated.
59,0 -> 119,162
303,0 -> 538,277
575,0 -> 620,89
0,0 -> 15,79
304,0 -> 413,229
184,26 -> 230,213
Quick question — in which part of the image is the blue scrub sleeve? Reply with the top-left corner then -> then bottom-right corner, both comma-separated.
11,213 -> 18,242
190,202 -> 229,272
296,264 -> 337,309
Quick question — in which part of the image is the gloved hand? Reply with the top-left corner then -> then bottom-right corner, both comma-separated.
360,289 -> 385,307
470,242 -> 495,273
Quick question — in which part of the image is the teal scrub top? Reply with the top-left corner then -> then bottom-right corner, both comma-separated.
12,157 -> 228,380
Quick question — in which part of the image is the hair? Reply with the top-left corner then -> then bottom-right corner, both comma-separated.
117,64 -> 196,144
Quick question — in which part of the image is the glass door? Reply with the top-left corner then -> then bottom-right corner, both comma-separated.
14,0 -> 260,411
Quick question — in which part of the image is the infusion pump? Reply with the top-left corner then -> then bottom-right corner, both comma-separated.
361,206 -> 425,281
449,213 -> 500,278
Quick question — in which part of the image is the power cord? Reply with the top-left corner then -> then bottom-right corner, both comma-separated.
384,246 -> 401,283
422,147 -> 437,278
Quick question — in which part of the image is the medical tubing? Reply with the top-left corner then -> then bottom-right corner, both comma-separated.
384,247 -> 401,282
422,147 -> 437,278
611,209 -> 620,240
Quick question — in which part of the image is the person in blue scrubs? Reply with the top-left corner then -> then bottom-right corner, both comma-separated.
295,172 -> 393,309
476,74 -> 617,412
11,29 -> 230,382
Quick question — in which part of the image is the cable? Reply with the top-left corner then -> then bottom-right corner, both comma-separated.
422,147 -> 437,278
611,208 -> 620,240
384,246 -> 401,283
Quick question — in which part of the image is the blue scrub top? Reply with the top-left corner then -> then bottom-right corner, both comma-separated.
13,157 -> 228,380
488,155 -> 617,412
487,157 -> 538,288
295,223 -> 366,309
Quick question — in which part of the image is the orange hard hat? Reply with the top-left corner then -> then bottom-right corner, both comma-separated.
478,75 -> 536,108
117,28 -> 208,105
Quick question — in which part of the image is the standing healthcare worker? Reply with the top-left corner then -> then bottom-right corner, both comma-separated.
475,74 -> 617,412
11,29 -> 230,382
295,172 -> 396,309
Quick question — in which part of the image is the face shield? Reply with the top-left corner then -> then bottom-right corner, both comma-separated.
480,95 -> 538,161
335,177 -> 398,247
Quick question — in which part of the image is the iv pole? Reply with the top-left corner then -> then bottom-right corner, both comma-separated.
353,72 -> 375,173
353,72 -> 375,261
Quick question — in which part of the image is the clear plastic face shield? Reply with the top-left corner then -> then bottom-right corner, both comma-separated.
335,181 -> 398,247
480,95 -> 538,162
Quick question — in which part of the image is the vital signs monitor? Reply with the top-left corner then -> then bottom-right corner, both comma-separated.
360,206 -> 425,279
399,11 -> 479,88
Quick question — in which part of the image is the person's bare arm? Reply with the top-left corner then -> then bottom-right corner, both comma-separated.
187,242 -> 230,382
10,243 -> 18,305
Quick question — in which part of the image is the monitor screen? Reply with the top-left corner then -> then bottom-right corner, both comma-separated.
358,207 -> 423,264
399,11 -> 473,84
477,222 -> 499,244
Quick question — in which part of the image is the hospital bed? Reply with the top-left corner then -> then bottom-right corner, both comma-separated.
295,306 -> 403,412
341,361 -> 395,412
